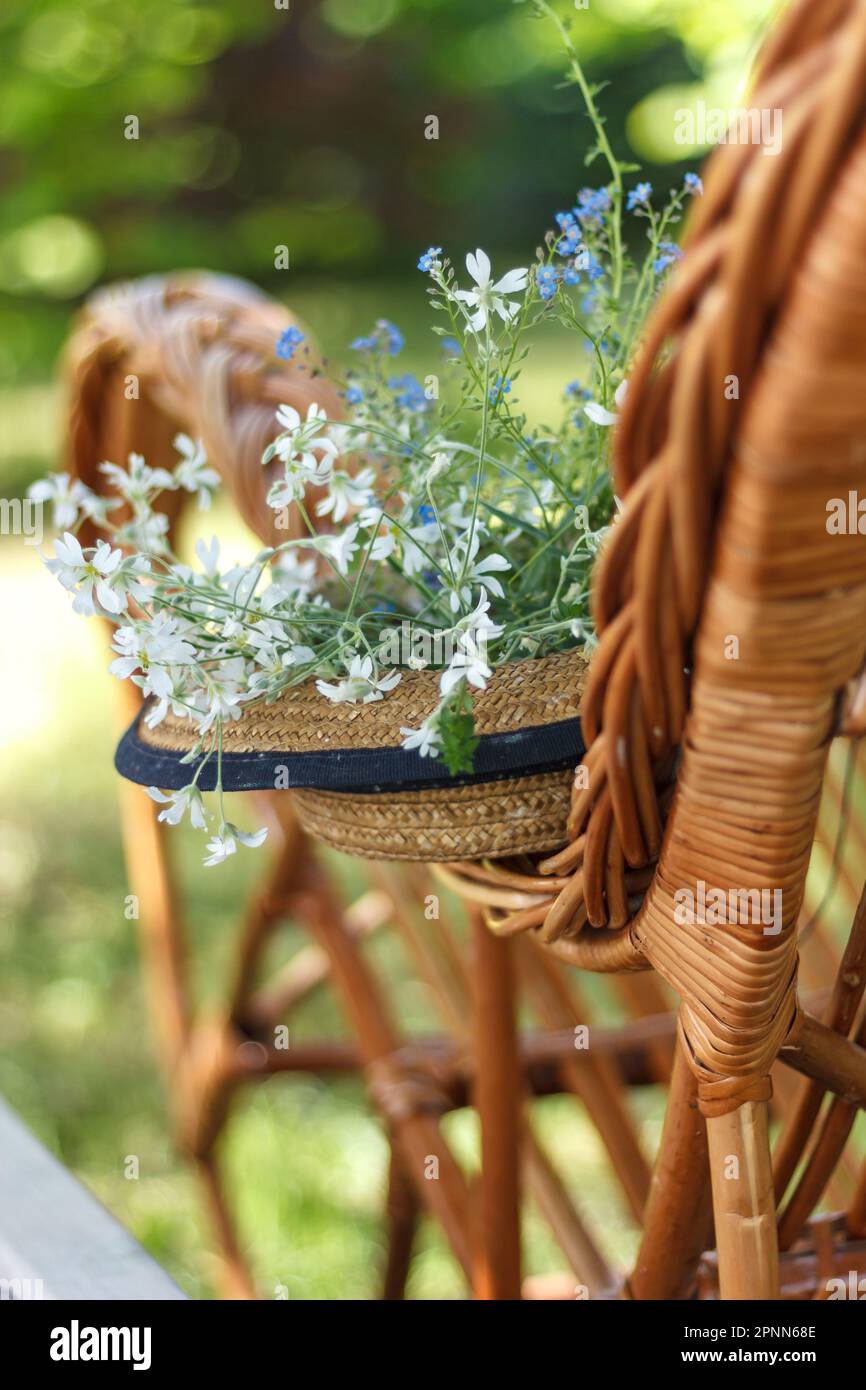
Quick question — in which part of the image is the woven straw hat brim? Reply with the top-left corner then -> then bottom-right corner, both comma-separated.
115,649 -> 587,860
116,712 -> 584,794
115,648 -> 588,794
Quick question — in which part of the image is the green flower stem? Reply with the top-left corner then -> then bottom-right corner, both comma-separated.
534,0 -> 625,302
459,320 -> 492,595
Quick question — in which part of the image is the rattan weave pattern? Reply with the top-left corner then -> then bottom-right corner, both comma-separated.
442,0 -> 866,1122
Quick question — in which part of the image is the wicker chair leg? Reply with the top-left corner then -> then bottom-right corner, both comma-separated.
118,772 -> 189,1070
196,1154 -> 257,1301
706,1101 -> 780,1300
629,1033 -> 712,1299
517,937 -> 650,1222
117,765 -> 260,1299
381,1148 -> 419,1300
521,1136 -> 611,1294
472,912 -> 522,1299
374,864 -> 613,1292
299,873 -> 476,1282
848,1164 -> 866,1238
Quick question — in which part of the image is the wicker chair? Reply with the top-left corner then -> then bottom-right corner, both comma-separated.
66,271 -> 678,1299
62,0 -> 866,1299
442,0 -> 866,1298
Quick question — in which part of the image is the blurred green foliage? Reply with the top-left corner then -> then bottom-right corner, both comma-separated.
0,0 -> 777,388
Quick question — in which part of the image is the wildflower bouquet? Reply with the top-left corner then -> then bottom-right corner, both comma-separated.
33,0 -> 702,865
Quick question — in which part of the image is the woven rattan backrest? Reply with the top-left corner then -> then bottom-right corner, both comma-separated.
566,0 -> 866,1113
65,271 -> 340,547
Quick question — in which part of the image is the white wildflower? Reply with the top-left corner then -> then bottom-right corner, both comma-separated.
449,532 -> 510,612
142,668 -> 195,728
442,488 -> 484,533
28,472 -> 92,530
316,467 -> 376,523
247,627 -> 315,688
454,588 -> 505,659
195,535 -> 221,580
146,784 -> 208,830
221,563 -> 260,609
439,649 -> 492,698
203,822 -> 268,868
453,249 -> 528,332
47,533 -> 127,616
266,403 -> 338,510
316,654 -> 401,705
100,452 -> 175,503
193,658 -> 250,731
583,379 -> 628,428
400,716 -> 441,759
173,434 -> 220,509
314,524 -> 360,577
402,529 -> 432,575
324,422 -> 364,457
117,508 -> 171,555
272,402 -> 338,472
109,613 -> 197,696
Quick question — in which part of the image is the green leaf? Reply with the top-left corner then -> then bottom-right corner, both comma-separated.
438,685 -> 479,777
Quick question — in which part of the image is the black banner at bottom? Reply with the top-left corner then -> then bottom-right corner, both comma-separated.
1,1294 -> 859,1375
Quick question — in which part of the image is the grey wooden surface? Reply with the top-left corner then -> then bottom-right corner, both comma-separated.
0,1098 -> 186,1300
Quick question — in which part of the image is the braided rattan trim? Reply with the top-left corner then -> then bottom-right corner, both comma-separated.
293,770 -> 573,861
441,1 -> 866,1115
138,648 -> 588,754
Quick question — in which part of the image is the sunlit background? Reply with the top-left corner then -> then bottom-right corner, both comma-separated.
1,0 -> 783,1298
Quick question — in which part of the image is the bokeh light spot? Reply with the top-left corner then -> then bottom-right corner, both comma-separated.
321,0 -> 399,40
0,216 -> 104,298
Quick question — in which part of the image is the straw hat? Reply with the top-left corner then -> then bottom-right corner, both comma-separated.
116,647 -> 588,861
65,270 -> 589,860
